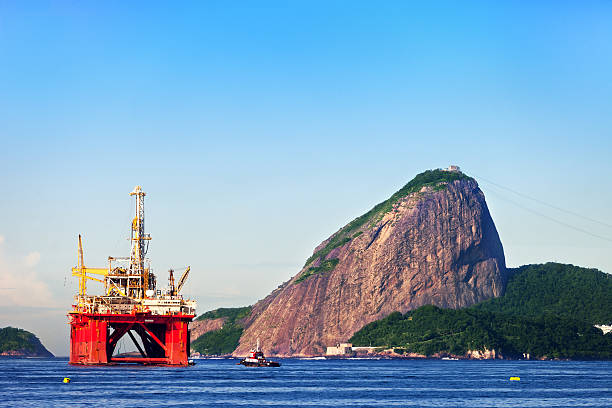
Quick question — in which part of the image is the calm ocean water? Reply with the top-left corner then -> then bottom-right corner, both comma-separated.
0,358 -> 610,407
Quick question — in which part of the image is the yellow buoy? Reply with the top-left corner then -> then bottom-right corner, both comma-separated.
63,377 -> 70,383
509,377 -> 520,381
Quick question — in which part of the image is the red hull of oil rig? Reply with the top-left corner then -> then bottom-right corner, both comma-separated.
69,313 -> 193,366
68,186 -> 196,366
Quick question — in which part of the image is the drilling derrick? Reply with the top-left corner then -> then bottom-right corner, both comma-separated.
68,186 -> 197,366
128,186 -> 150,299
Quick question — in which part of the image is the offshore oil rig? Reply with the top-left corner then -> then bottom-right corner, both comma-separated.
68,186 -> 196,366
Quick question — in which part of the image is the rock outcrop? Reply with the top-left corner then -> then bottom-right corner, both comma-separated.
234,170 -> 506,357
189,318 -> 226,343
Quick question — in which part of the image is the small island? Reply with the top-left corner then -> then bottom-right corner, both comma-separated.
0,327 -> 54,357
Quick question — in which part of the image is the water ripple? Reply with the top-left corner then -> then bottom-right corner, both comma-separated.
0,358 -> 610,407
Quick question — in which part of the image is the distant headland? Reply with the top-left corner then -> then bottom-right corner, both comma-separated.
0,327 -> 54,358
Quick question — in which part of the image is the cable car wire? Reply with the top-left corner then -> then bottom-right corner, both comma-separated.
473,174 -> 612,229
484,187 -> 612,243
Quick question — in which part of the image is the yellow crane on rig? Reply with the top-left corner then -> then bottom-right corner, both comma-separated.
72,234 -> 109,299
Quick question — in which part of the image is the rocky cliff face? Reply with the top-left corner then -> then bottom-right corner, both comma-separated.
234,170 -> 506,357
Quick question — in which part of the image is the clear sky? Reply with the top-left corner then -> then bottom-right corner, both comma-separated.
1,1 -> 611,356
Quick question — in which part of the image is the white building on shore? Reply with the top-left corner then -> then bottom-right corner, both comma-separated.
326,343 -> 354,356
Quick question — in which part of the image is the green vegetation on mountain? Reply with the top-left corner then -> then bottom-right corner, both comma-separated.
0,327 -> 36,353
475,263 -> 612,324
191,325 -> 244,355
295,258 -> 339,283
350,305 -> 611,359
192,306 -> 252,355
350,263 -> 612,359
195,306 -> 252,322
0,327 -> 53,357
299,169 -> 472,281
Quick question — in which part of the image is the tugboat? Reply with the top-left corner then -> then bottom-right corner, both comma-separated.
238,339 -> 280,367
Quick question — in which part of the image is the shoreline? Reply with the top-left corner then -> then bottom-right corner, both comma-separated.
190,354 -> 612,362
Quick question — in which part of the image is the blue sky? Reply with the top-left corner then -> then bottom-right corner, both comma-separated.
0,1 -> 611,355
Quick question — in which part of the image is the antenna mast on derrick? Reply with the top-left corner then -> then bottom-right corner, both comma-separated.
129,186 -> 151,299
